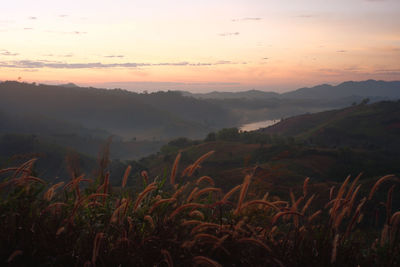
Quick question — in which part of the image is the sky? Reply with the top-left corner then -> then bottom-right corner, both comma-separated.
0,0 -> 399,92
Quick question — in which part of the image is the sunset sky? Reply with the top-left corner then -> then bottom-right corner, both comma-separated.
1,0 -> 399,92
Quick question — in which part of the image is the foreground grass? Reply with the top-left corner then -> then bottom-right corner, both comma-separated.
1,152 -> 399,266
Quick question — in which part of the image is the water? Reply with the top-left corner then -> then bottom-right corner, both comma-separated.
239,119 -> 279,132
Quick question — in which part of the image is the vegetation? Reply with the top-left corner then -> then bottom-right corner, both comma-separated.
1,152 -> 399,266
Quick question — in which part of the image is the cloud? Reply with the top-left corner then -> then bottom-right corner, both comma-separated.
0,59 -> 243,69
59,15 -> 68,18
0,50 -> 19,56
23,28 -> 34,30
336,50 -> 347,53
42,54 -> 73,58
46,30 -> 87,35
232,18 -> 262,22
219,32 -> 240,37
104,55 -> 125,58
263,57 -> 269,60
28,16 -> 37,20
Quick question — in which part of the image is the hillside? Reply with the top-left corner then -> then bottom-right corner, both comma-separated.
0,81 -> 237,140
140,101 -> 400,195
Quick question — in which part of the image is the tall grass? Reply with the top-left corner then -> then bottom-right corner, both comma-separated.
0,152 -> 399,266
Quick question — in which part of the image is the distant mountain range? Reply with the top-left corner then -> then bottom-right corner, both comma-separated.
182,80 -> 400,100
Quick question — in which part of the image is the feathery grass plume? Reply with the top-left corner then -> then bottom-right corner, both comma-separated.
331,234 -> 339,264
221,184 -> 242,203
196,176 -> 215,186
7,250 -> 23,263
213,234 -> 230,250
149,198 -> 176,214
193,233 -> 220,244
272,211 -> 303,225
308,210 -> 322,223
0,167 -> 19,175
56,226 -> 65,236
331,175 -> 352,219
237,238 -> 272,252
69,193 -> 109,223
121,165 -> 132,188
346,184 -> 362,216
110,198 -> 129,224
345,197 -> 367,237
187,187 -> 199,202
303,177 -> 310,197
290,190 -> 296,206
187,151 -> 215,177
193,187 -> 221,200
43,182 -> 64,201
390,211 -> 400,225
169,203 -> 205,220
13,158 -> 37,178
97,137 -> 111,183
103,172 -> 110,205
64,175 -> 90,198
193,256 -> 222,267
258,192 -> 270,208
181,164 -> 193,177
240,200 -> 279,211
368,174 -> 397,200
134,182 -> 157,211
141,170 -> 149,185
144,215 -> 155,229
91,232 -> 104,267
189,210 -> 205,220
381,223 -> 389,246
191,222 -> 221,235
235,174 -> 252,214
170,152 -> 181,185
345,205 -> 364,237
41,202 -> 67,216
333,208 -> 347,230
13,176 -> 46,187
385,185 -> 396,224
329,186 -> 335,200
161,249 -> 174,267
301,194 -> 315,214
172,183 -> 189,199
344,172 -> 362,202
181,220 -> 203,227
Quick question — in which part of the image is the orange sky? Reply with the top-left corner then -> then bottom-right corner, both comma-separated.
1,0 -> 399,92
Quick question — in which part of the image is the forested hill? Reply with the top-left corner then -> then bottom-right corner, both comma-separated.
0,81 -> 237,140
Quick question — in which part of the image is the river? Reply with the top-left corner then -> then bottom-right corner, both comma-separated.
239,119 -> 279,132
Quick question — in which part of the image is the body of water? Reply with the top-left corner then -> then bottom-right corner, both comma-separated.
239,119 -> 279,132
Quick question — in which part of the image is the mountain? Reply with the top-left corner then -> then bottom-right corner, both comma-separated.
281,80 -> 400,100
181,89 -> 280,99
259,100 -> 400,149
0,81 -> 238,140
182,80 -> 400,101
59,82 -> 79,88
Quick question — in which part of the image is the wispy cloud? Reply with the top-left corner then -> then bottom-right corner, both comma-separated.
0,59 -> 243,69
219,32 -> 240,37
104,55 -> 125,58
23,28 -> 34,30
46,30 -> 87,35
28,16 -> 37,20
0,50 -> 19,56
232,17 -> 262,22
336,50 -> 347,53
